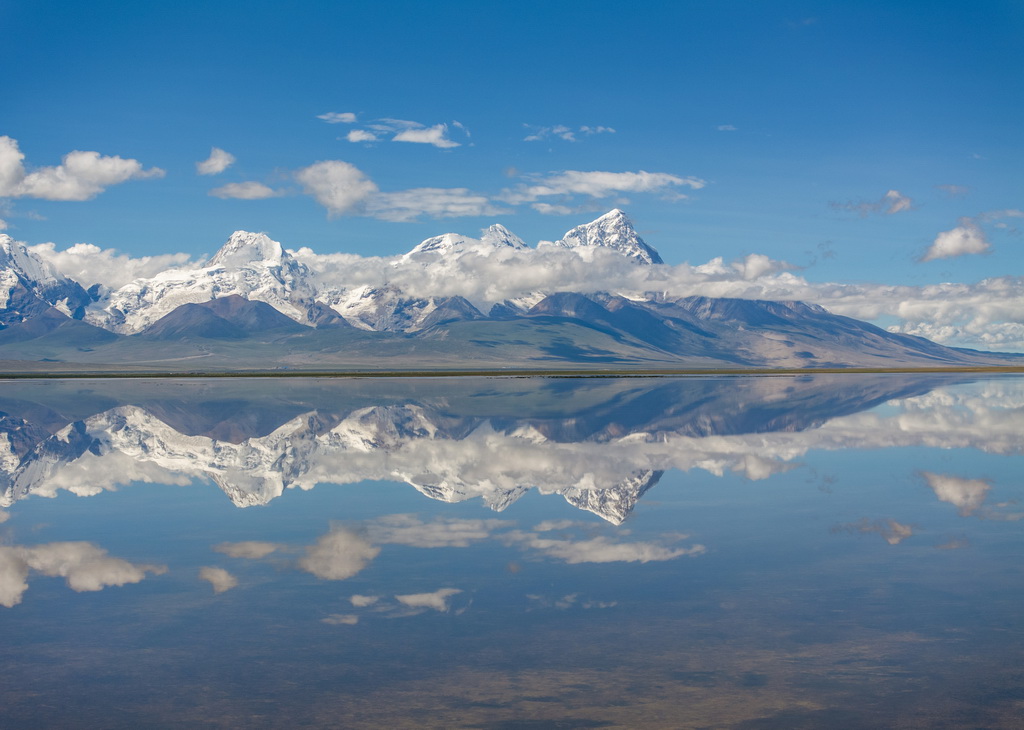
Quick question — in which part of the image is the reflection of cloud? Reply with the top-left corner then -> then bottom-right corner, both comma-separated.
199,566 -> 238,593
298,526 -> 380,580
366,514 -> 511,547
504,531 -> 705,564
533,520 -> 578,532
922,472 -> 990,516
395,588 -> 462,612
527,593 -> 618,610
0,542 -> 166,607
322,614 -> 359,625
832,518 -> 914,545
213,541 -> 284,559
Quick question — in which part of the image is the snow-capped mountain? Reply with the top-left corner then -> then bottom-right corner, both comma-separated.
85,231 -> 335,334
66,212 -> 661,335
546,209 -> 664,264
0,234 -> 91,325
404,224 -> 528,259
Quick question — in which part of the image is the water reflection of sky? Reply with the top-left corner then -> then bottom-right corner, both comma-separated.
0,374 -> 1021,728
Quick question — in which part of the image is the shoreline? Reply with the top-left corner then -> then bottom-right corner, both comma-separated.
1,365 -> 1022,380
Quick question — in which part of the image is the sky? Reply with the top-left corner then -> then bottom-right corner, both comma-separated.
1,0 -> 1022,349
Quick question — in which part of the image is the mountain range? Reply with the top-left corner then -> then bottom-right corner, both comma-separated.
0,210 -> 1019,371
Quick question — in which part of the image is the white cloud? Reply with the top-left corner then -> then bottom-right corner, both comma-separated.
196,147 -> 235,175
392,123 -> 460,148
0,541 -> 166,607
0,217 -> 7,231
524,125 -> 615,142
506,170 -> 705,203
0,137 -> 25,195
0,136 -> 164,201
295,160 -> 379,217
532,203 -> 576,216
199,566 -> 238,593
209,181 -> 282,200
346,130 -> 378,143
923,218 -> 989,261
937,184 -> 969,197
394,587 -> 462,612
716,125 -> 738,131
297,526 -> 380,580
883,189 -> 912,214
830,189 -> 913,216
213,541 -> 283,559
366,187 -> 506,222
318,112 -> 358,124
29,241 -> 195,289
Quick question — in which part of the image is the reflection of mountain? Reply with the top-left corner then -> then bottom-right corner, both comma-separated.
0,374 -> 1018,522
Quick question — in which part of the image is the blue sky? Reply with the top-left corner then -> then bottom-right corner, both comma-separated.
1,0 -> 1021,290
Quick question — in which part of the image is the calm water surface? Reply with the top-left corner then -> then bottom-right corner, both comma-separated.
0,374 -> 1021,729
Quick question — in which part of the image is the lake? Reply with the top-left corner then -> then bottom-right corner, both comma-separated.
1,373 -> 1022,729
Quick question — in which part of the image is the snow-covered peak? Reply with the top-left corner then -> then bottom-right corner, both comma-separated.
480,224 -> 528,250
405,233 -> 477,258
0,234 -> 64,286
209,231 -> 285,268
554,209 -> 664,264
405,223 -> 528,260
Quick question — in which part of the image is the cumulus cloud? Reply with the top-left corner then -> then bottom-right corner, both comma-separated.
830,189 -> 913,216
0,541 -> 166,607
394,587 -> 462,612
923,218 -> 989,261
209,181 -> 283,200
392,123 -> 460,148
0,136 -> 164,201
350,594 -> 379,607
346,130 -> 378,143
196,147 -> 235,175
28,241 -> 195,289
213,541 -> 283,559
505,170 -> 705,204
297,526 -> 380,580
295,160 -> 379,217
199,566 -> 238,593
318,112 -> 358,124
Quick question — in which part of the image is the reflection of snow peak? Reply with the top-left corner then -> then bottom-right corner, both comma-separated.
1,378 -> 1020,522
